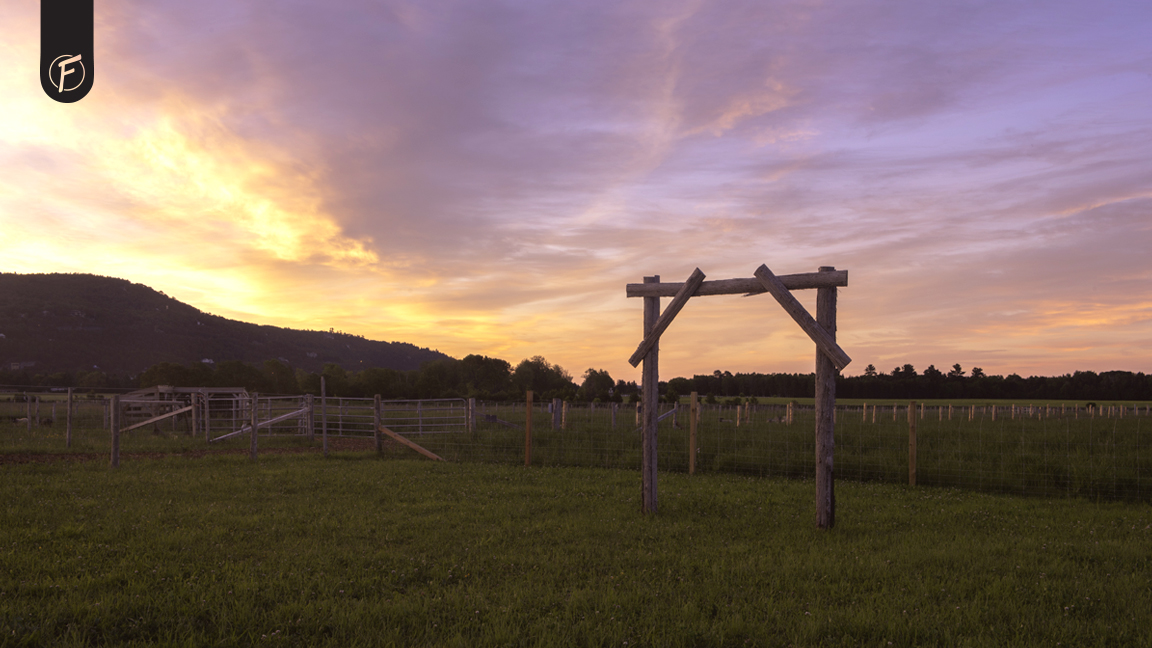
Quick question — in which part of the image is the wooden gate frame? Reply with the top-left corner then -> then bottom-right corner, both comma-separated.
626,264 -> 850,528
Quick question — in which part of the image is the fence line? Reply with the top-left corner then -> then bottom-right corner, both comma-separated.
3,392 -> 1150,500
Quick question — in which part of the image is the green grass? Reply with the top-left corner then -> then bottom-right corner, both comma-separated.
2,456 -> 1150,646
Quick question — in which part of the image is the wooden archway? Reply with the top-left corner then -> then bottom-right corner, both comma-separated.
626,265 -> 850,528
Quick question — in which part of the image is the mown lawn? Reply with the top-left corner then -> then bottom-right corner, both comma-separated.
2,454 -> 1149,646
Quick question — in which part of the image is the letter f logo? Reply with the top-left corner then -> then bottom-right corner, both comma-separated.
41,0 -> 94,102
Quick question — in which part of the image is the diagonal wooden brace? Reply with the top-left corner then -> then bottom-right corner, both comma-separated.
378,425 -> 444,461
754,264 -> 852,371
628,268 -> 706,367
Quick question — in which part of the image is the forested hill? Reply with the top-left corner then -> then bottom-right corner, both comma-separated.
0,273 -> 450,378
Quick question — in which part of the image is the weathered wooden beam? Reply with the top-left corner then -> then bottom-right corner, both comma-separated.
814,267 -> 838,529
120,405 -> 194,433
378,425 -> 444,461
754,264 -> 852,371
628,268 -> 706,367
626,270 -> 846,298
641,276 -> 660,514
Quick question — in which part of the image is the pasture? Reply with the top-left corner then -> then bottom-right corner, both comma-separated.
3,396 -> 1151,501
2,455 -> 1150,646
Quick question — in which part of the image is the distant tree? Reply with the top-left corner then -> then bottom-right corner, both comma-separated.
971,367 -> 985,378
261,359 -> 298,394
579,368 -> 615,402
511,356 -> 576,397
948,363 -> 965,378
459,354 -> 512,396
863,364 -> 877,377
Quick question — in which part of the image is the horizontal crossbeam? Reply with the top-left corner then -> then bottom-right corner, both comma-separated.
626,270 -> 847,298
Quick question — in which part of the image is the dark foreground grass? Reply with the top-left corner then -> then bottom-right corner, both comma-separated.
2,455 -> 1150,647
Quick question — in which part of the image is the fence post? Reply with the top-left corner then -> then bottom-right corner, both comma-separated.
525,391 -> 533,466
25,393 -> 32,434
250,393 -> 259,461
562,401 -> 568,430
551,398 -> 561,430
110,395 -> 120,468
611,402 -> 617,428
814,266 -> 838,529
321,376 -> 329,457
468,397 -> 476,435
191,392 -> 199,440
374,394 -> 382,454
66,388 -> 73,449
908,401 -> 917,486
305,394 -> 314,441
689,391 -> 698,475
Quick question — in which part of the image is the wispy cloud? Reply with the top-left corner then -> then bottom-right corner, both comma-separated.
2,0 -> 1150,380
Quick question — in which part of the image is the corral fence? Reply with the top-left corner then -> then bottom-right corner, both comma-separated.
3,388 -> 1151,502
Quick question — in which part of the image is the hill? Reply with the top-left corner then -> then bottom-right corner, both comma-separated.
0,273 -> 451,378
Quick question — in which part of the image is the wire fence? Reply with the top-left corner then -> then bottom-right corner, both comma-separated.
2,391 -> 1149,501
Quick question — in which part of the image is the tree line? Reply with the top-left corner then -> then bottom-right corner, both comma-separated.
669,364 -> 1152,402
3,359 -> 1150,402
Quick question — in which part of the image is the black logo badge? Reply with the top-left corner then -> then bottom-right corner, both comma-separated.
41,0 -> 94,103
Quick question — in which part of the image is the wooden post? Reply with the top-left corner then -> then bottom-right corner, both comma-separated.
689,391 -> 698,475
814,267 -> 837,529
525,391 -> 533,466
25,394 -> 31,434
641,275 -> 660,514
635,401 -> 640,425
66,388 -> 73,449
321,376 -> 329,457
552,398 -> 561,430
468,397 -> 476,435
305,394 -> 315,441
191,393 -> 200,440
611,403 -> 617,428
110,395 -> 120,468
908,401 -> 917,486
249,393 -> 259,461
374,394 -> 383,454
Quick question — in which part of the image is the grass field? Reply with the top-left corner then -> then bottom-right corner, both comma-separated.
2,455 -> 1149,646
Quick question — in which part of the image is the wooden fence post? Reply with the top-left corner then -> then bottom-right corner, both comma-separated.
191,392 -> 200,440
468,397 -> 476,435
814,266 -> 837,529
689,391 -> 698,475
525,391 -> 533,466
66,388 -> 73,449
25,394 -> 31,434
305,394 -> 314,441
321,376 -> 329,457
908,401 -> 917,486
562,401 -> 568,430
110,395 -> 120,468
611,403 -> 617,428
374,394 -> 382,454
250,393 -> 259,461
641,275 -> 660,514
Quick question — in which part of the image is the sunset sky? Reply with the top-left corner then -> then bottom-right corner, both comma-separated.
2,0 -> 1150,382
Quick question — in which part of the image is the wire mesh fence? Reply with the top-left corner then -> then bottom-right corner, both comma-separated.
2,391 -> 1149,501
